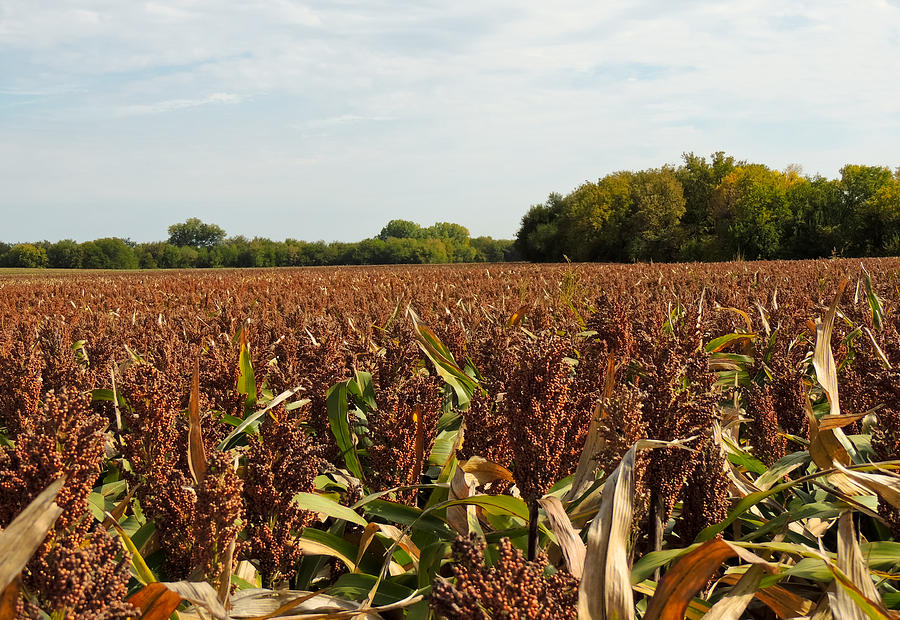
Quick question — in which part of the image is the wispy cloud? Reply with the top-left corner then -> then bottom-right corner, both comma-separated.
1,1 -> 899,244
116,92 -> 242,116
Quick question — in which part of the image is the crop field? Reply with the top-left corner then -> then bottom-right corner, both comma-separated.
1,259 -> 900,619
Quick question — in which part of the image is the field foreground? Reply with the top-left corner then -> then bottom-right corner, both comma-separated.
1,259 -> 900,619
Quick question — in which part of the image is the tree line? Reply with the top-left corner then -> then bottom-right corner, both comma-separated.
515,152 -> 900,262
0,218 -> 517,269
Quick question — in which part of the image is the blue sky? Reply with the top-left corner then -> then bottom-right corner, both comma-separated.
2,1 -> 899,243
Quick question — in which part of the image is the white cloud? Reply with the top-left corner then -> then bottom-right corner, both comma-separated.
116,92 -> 241,116
1,1 -> 899,242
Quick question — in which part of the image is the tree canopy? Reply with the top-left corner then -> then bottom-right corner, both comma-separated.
167,218 -> 227,248
515,153 -> 900,262
1,220 -> 517,269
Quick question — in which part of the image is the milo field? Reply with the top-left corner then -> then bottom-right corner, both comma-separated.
2,259 -> 900,619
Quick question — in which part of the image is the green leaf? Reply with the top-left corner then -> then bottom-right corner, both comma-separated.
408,307 -> 479,406
91,388 -> 126,408
705,333 -> 757,353
296,528 -> 360,571
631,544 -> 702,585
236,328 -> 257,414
293,492 -> 368,528
761,558 -> 832,586
860,542 -> 900,571
741,501 -> 840,542
696,475 -> 808,542
862,266 -> 885,331
441,495 -> 530,522
217,387 -> 303,451
417,542 -> 450,589
755,450 -> 811,490
350,370 -> 378,411
327,381 -> 364,481
428,429 -> 457,466
108,516 -> 157,586
726,451 -> 768,475
330,573 -> 418,606
361,499 -> 454,540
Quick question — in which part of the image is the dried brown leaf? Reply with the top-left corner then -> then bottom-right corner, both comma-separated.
127,582 -> 183,620
218,538 -> 235,606
813,279 -> 848,418
704,564 -> 766,620
834,512 -> 890,619
836,464 -> 900,510
539,495 -> 585,579
577,441 -> 634,620
0,478 -> 64,592
164,580 -> 228,620
715,572 -> 815,619
643,538 -> 737,620
0,579 -> 19,620
459,456 -> 514,484
567,356 -> 616,502
188,356 -> 207,485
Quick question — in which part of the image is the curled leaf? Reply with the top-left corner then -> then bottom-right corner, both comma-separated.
539,496 -> 585,579
188,357 -> 207,485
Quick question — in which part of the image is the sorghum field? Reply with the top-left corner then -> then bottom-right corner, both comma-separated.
2,259 -> 900,619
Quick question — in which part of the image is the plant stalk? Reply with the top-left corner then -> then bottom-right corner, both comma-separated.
527,498 -> 539,561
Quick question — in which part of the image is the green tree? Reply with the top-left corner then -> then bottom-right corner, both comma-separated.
839,165 -> 895,254
782,175 -> 844,258
47,239 -> 83,268
6,243 -> 49,268
558,172 -> 636,261
676,152 -> 740,259
167,218 -> 227,248
710,165 -> 797,260
79,238 -> 138,269
515,194 -> 565,261
862,178 -> 900,254
471,236 -> 514,262
136,242 -> 183,268
377,219 -> 424,240
626,167 -> 686,261
425,222 -> 469,244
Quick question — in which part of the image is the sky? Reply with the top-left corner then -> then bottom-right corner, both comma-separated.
2,1 -> 899,244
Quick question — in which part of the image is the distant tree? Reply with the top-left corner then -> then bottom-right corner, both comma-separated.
861,177 -> 900,254
558,172 -> 634,261
626,167 -> 686,261
419,238 -> 450,263
345,238 -> 386,265
425,222 -> 470,244
6,243 -> 49,268
167,218 -> 227,248
80,242 -> 109,268
710,165 -> 797,260
839,165 -> 895,254
179,245 -> 200,267
515,194 -> 565,261
47,239 -> 83,268
135,242 -> 180,269
782,176 -> 844,258
377,219 -> 424,240
80,238 -> 139,269
471,236 -> 514,262
677,152 -> 739,232
283,240 -> 337,266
